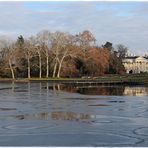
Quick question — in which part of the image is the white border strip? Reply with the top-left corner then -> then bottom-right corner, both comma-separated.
0,0 -> 148,1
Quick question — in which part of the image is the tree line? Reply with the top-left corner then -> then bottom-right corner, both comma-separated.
0,30 -> 128,79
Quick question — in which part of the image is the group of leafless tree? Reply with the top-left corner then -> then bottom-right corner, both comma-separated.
0,30 -> 127,79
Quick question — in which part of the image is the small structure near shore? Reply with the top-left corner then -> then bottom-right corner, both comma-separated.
122,56 -> 148,74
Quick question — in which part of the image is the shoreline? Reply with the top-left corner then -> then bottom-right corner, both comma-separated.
0,74 -> 148,85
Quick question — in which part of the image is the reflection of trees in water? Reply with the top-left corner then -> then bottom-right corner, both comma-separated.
51,111 -> 92,122
77,86 -> 125,96
14,111 -> 93,122
51,84 -> 125,96
53,83 -> 61,95
43,83 -> 81,93
42,83 -> 148,96
15,112 -> 49,120
55,84 -> 77,93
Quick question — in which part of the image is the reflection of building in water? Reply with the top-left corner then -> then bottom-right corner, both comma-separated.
122,56 -> 148,73
124,87 -> 148,96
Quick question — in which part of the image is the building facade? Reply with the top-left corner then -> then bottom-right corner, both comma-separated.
122,56 -> 148,73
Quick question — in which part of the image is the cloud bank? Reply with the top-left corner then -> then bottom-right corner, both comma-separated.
0,1 -> 148,55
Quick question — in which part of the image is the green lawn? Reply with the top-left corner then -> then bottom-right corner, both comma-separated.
0,73 -> 148,84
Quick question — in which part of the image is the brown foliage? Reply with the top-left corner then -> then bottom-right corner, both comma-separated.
84,47 -> 110,76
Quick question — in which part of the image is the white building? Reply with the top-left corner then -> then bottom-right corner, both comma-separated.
122,56 -> 148,73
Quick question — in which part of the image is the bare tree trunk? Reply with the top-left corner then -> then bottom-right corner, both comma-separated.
39,55 -> 42,78
46,55 -> 49,78
57,57 -> 65,78
27,57 -> 31,79
53,61 -> 57,78
57,62 -> 62,78
9,59 -> 15,80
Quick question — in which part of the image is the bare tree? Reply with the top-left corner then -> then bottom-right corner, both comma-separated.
51,31 -> 76,78
0,38 -> 16,79
116,44 -> 128,59
24,39 -> 35,79
36,45 -> 42,78
76,30 -> 96,51
36,30 -> 52,78
5,44 -> 16,79
8,47 -> 15,79
29,36 -> 43,78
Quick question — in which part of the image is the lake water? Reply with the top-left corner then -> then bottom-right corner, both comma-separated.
0,82 -> 148,146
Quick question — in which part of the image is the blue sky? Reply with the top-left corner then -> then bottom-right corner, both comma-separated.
0,1 -> 148,55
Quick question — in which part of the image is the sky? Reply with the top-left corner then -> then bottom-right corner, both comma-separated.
0,1 -> 148,55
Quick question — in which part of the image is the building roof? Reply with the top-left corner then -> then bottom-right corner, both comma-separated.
124,56 -> 139,59
123,56 -> 148,61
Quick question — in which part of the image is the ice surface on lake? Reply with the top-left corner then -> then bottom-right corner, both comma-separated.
0,82 -> 148,146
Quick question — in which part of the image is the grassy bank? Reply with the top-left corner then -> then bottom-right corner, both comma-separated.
0,73 -> 148,85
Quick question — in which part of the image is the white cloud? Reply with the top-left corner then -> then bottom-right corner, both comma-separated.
0,1 -> 148,55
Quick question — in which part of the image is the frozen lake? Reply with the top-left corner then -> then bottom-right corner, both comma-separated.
0,82 -> 148,146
